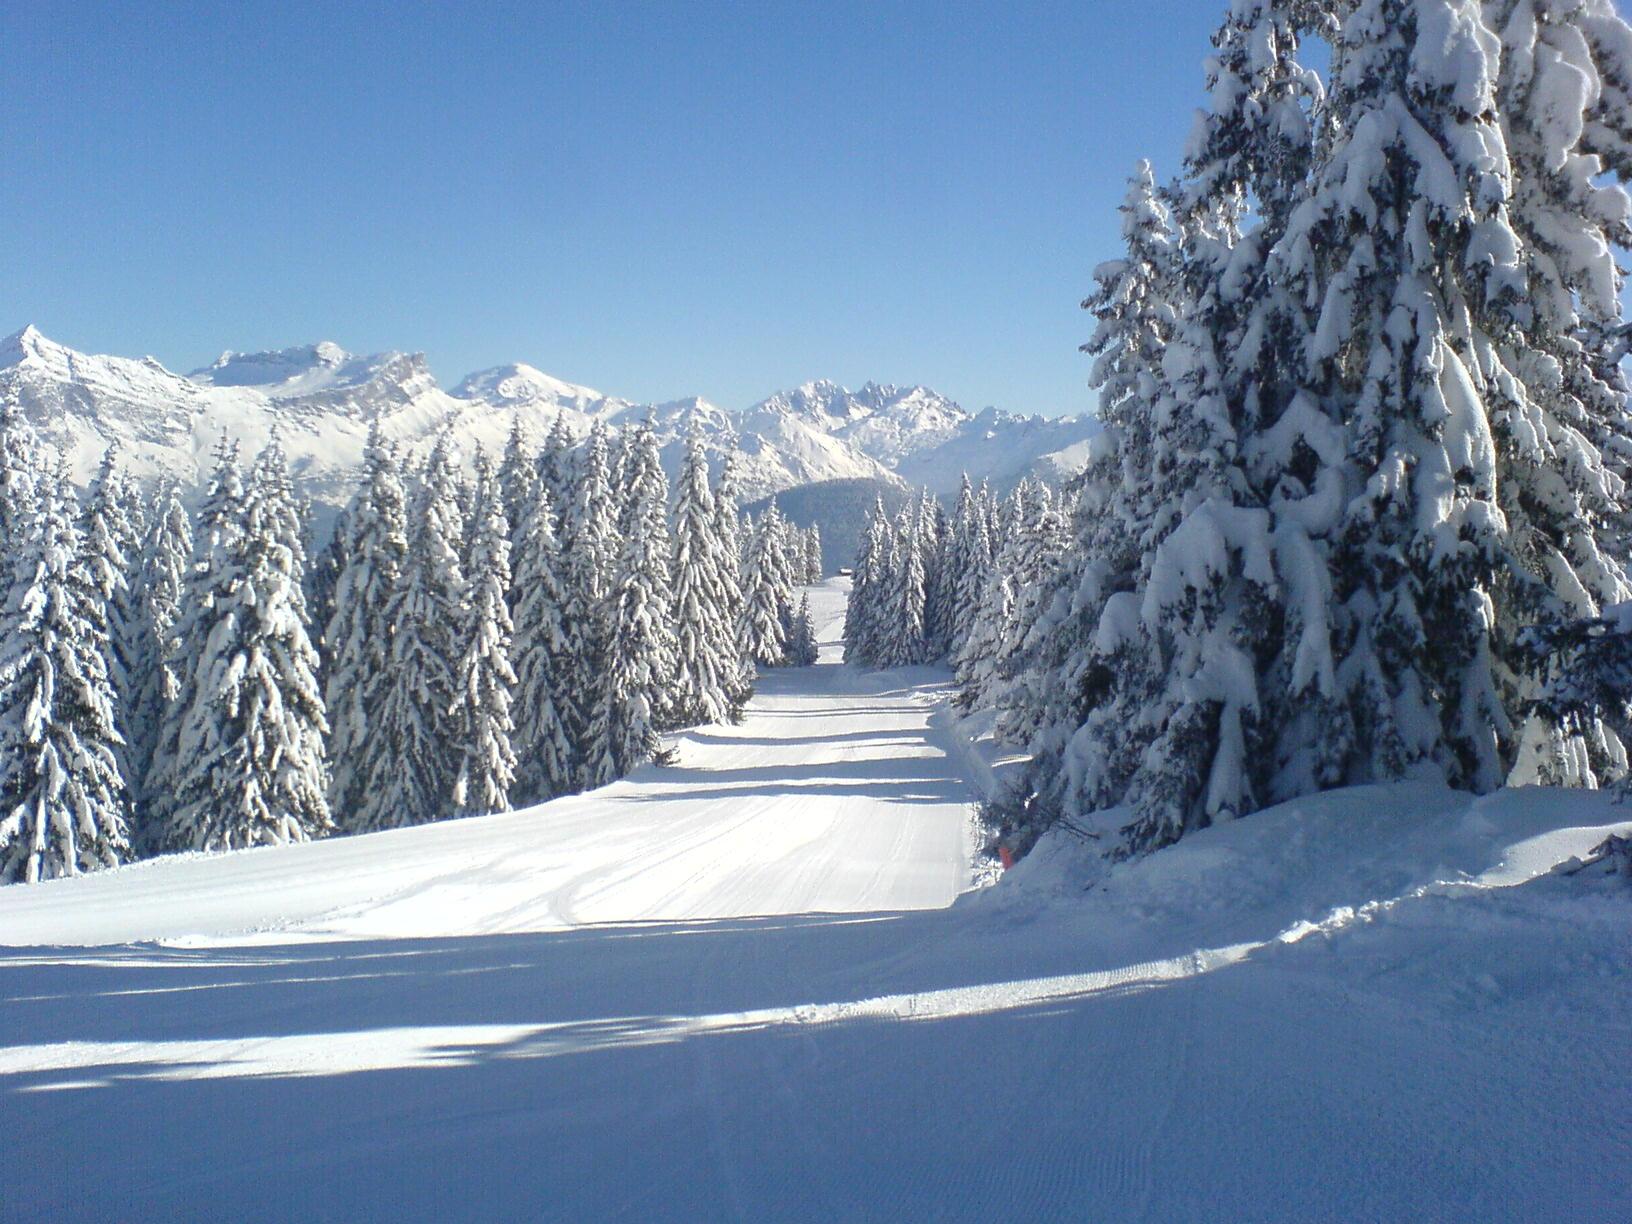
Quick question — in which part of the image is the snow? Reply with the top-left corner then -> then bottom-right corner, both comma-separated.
0,582 -> 971,945
1,326 -> 1100,517
451,362 -> 624,418
193,342 -> 401,399
2,580 -> 1628,1221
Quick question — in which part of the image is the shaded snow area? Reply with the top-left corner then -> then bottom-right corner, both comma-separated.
1,583 -> 1628,1221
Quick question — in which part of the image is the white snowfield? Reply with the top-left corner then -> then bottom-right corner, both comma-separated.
3,582 -> 1630,1222
0,584 -> 971,946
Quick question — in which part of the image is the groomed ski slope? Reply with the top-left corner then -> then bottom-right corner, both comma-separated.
3,579 -> 1630,1222
0,583 -> 972,946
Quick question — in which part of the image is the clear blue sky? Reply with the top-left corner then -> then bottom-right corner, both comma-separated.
4,2 -> 1249,415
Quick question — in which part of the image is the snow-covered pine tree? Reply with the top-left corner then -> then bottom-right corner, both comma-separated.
0,400 -> 40,711
670,425 -> 744,727
587,419 -> 678,784
366,434 -> 469,829
780,518 -> 802,586
998,154 -> 1225,850
1523,601 -> 1632,780
619,421 -> 677,717
874,512 -> 901,649
802,522 -> 822,584
784,524 -> 802,587
879,505 -> 927,667
712,448 -> 754,709
915,491 -> 945,659
0,459 -> 131,883
1279,0 -> 1542,803
162,435 -> 333,851
127,480 -> 191,845
980,479 -> 1005,554
957,500 -> 1018,712
927,478 -> 975,659
1030,0 -> 1632,860
766,503 -> 798,613
560,420 -> 618,786
606,427 -> 631,504
795,520 -> 814,585
451,459 -> 518,815
0,399 -> 36,557
499,418 -> 540,550
991,482 -> 1073,742
738,502 -> 796,668
1027,22 -> 1358,851
1486,0 -> 1632,783
146,435 -> 247,834
325,424 -> 409,826
1006,47 -> 1311,852
1196,1 -> 1352,812
306,505 -> 349,667
954,570 -> 1013,712
787,592 -> 820,667
511,480 -> 575,803
538,414 -> 576,535
804,523 -> 824,584
458,446 -> 490,577
951,484 -> 997,661
77,446 -> 141,781
844,496 -> 892,664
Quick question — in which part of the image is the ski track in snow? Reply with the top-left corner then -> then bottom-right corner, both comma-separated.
0,583 -> 970,948
1,580 -> 1629,1221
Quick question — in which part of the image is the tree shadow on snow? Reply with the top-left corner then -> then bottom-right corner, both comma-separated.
1,907 -> 1616,1223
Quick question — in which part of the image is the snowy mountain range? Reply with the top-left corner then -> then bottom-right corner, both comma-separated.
0,326 -> 1098,513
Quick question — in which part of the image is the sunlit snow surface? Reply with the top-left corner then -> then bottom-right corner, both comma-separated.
3,581 -> 1629,1222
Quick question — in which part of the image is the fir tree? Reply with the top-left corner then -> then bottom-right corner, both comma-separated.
788,593 -> 820,667
991,482 -> 1072,742
128,481 -> 191,845
887,505 -> 930,667
368,435 -> 468,829
459,445 -> 490,576
510,481 -> 575,803
1287,0 -> 1538,803
325,425 -> 409,826
0,461 -> 131,882
538,414 -> 576,535
77,446 -> 140,779
954,572 -> 1014,712
560,420 -> 618,786
739,502 -> 795,668
928,477 -> 976,659
588,420 -> 678,784
1487,0 -> 1632,782
780,515 -> 809,586
915,491 -> 945,659
981,479 -> 1005,554
306,504 -> 349,667
671,425 -> 744,727
499,418 -> 540,550
0,400 -> 36,560
147,435 -> 247,834
618,421 -> 677,716
951,484 -> 997,661
162,435 -> 333,851
712,448 -> 754,709
844,496 -> 892,664
804,524 -> 824,584
1006,0 -> 1632,860
452,459 -> 518,815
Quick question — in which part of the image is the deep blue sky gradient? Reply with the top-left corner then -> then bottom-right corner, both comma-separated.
0,3 -> 1393,413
